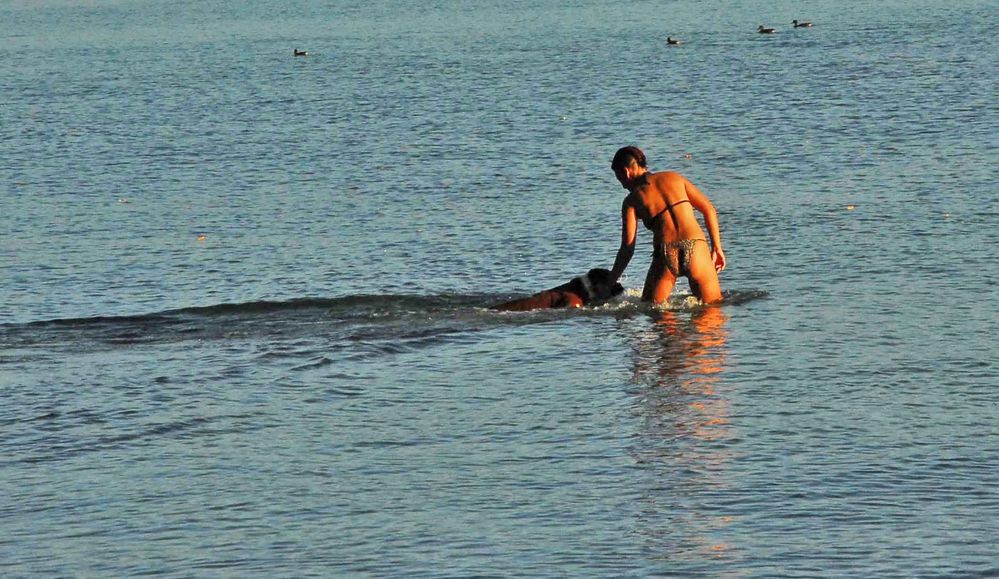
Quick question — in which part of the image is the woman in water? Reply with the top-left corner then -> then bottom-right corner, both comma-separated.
609,145 -> 726,304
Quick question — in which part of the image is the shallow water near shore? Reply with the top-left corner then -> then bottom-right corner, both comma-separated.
1,0 -> 996,576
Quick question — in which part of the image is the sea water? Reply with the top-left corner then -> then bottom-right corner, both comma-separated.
1,0 -> 996,576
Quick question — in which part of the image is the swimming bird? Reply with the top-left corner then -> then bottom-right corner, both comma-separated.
792,19 -> 813,28
293,48 -> 308,56
666,36 -> 682,45
758,25 -> 777,34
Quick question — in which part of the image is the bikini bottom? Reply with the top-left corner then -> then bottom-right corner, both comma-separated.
655,238 -> 708,277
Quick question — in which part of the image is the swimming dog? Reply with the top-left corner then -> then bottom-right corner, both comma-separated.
490,268 -> 624,312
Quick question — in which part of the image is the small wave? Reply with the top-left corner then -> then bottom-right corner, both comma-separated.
4,413 -> 266,467
291,356 -> 336,371
7,289 -> 767,330
490,288 -> 769,315
646,289 -> 770,311
162,294 -> 482,317
13,294 -> 486,329
723,289 -> 770,306
0,290 -> 768,354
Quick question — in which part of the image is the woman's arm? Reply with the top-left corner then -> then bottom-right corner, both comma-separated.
684,178 -> 727,272
611,200 -> 637,282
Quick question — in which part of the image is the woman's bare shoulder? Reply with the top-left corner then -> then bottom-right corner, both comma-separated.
650,171 -> 687,189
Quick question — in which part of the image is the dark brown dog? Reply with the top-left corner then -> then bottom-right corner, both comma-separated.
490,268 -> 624,312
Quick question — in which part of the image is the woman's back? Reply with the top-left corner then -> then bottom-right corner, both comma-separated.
634,171 -> 707,243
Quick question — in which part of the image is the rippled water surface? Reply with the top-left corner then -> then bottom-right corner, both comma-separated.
2,0 -> 996,576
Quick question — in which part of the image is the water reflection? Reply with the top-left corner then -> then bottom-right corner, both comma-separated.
626,307 -> 742,568
631,307 -> 731,443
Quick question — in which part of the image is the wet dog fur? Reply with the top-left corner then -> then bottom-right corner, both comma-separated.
490,268 -> 624,312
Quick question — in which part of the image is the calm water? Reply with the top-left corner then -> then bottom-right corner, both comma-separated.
2,0 -> 997,576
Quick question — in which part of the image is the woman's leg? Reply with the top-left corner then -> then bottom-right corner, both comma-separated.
643,254 -> 677,304
687,241 -> 723,303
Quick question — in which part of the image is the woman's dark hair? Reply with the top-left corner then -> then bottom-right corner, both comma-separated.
611,146 -> 647,171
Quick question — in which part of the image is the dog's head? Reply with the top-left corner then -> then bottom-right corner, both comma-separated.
581,268 -> 624,302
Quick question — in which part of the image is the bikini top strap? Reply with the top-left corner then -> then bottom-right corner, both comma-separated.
644,198 -> 691,230
665,198 -> 691,225
643,206 -> 670,230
